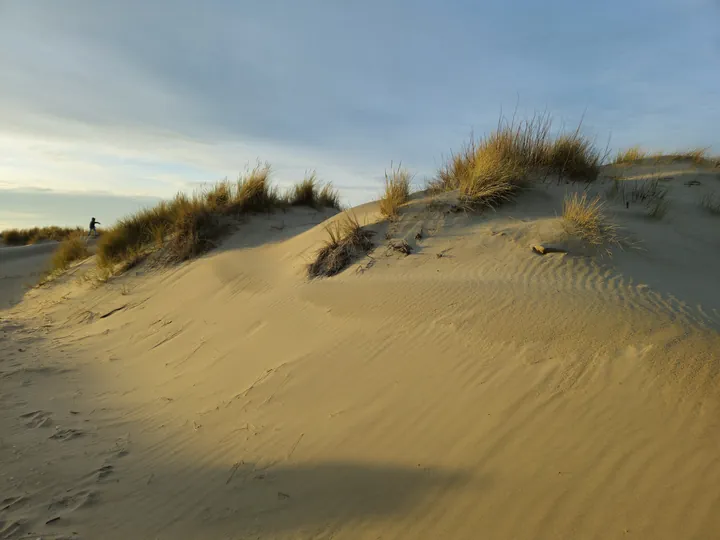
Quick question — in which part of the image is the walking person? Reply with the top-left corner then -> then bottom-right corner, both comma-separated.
88,217 -> 101,239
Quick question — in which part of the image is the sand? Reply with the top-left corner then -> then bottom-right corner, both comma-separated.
2,166 -> 720,539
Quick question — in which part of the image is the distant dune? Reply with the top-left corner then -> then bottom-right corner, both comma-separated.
1,161 -> 720,539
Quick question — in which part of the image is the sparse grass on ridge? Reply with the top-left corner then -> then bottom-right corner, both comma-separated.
1,226 -> 83,246
562,193 -> 618,250
50,234 -> 90,272
379,164 -> 412,219
614,146 -> 647,164
97,165 -> 341,272
606,177 -> 670,219
307,213 -> 374,278
613,146 -> 712,166
432,114 -> 602,208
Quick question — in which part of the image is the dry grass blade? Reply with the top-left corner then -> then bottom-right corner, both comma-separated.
562,193 -> 618,250
307,214 -> 374,278
379,164 -> 412,219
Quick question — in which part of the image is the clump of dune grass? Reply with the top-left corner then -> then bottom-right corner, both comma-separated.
614,146 -> 647,164
433,114 -> 601,207
379,164 -> 412,219
50,234 -> 90,272
316,183 -> 342,210
700,191 -> 720,215
562,193 -> 618,250
1,226 -> 83,246
97,165 -> 341,273
233,166 -> 281,213
307,213 -> 374,278
287,172 -> 341,210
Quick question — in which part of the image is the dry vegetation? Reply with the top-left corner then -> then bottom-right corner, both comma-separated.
606,178 -> 670,219
562,193 -> 618,250
0,226 -> 83,246
614,146 -> 647,164
97,166 -> 340,272
613,146 -> 713,166
49,234 -> 90,272
288,173 -> 341,209
432,114 -> 602,207
379,165 -> 412,219
307,213 -> 374,278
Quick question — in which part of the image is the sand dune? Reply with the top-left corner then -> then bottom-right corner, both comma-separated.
2,169 -> 720,539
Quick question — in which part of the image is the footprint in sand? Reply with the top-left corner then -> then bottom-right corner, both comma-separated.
20,409 -> 53,428
91,464 -> 114,482
49,427 -> 85,441
0,496 -> 28,515
0,497 -> 31,540
0,517 -> 29,539
47,488 -> 97,514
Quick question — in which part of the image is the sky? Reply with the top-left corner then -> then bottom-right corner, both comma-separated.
1,0 -> 718,229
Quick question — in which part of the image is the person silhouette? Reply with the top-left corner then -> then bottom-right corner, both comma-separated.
88,217 -> 101,238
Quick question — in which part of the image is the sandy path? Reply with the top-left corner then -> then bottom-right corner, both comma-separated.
1,186 -> 720,539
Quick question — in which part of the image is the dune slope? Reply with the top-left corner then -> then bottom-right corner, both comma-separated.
1,177 -> 720,539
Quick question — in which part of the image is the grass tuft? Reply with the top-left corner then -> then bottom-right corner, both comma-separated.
379,164 -> 412,219
614,146 -> 647,164
433,114 -> 601,207
562,193 -> 618,249
50,234 -> 90,272
287,172 -> 341,210
234,165 -> 279,213
316,183 -> 342,210
307,213 -> 374,278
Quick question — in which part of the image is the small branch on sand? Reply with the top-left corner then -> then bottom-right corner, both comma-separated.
287,433 -> 304,459
226,461 -> 244,484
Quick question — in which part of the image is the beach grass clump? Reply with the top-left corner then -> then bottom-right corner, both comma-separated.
50,233 -> 90,272
379,164 -> 412,219
97,165 -> 341,272
307,213 -> 374,278
433,114 -> 601,207
562,193 -> 618,250
287,172 -> 341,210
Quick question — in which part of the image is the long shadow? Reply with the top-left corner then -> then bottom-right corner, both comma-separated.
129,460 -> 472,539
214,206 -> 339,253
0,318 -> 476,540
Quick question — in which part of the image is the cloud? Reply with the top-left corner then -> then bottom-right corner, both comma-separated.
0,0 -> 718,218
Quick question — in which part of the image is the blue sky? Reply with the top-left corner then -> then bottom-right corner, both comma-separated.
1,0 -> 718,228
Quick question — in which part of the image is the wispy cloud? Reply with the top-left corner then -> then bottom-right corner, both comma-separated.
1,0 -> 718,226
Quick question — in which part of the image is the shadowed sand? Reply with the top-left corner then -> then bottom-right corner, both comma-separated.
2,166 -> 720,539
